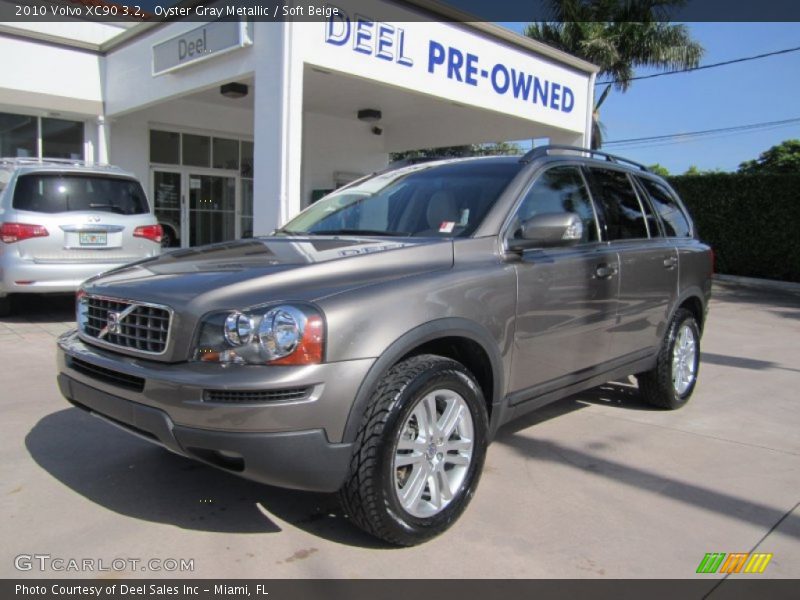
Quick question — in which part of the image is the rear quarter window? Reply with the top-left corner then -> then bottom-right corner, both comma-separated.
12,174 -> 149,215
639,178 -> 692,237
586,167 -> 649,240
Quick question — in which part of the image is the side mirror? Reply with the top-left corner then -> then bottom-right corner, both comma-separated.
508,212 -> 584,251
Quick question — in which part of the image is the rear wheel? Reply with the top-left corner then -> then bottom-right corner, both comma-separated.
339,354 -> 488,546
0,296 -> 10,318
638,308 -> 700,409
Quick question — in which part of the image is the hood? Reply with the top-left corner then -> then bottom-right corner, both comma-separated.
83,236 -> 454,312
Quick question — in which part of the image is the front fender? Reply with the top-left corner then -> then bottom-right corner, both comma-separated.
340,317 -> 506,444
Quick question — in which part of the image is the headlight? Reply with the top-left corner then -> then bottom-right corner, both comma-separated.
194,304 -> 324,365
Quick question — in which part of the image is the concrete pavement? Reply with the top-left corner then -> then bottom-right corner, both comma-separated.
0,283 -> 798,581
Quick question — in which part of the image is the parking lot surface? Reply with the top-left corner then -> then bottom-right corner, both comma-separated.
1,282 -> 798,581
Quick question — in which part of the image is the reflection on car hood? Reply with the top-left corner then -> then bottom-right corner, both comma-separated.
83,236 -> 454,310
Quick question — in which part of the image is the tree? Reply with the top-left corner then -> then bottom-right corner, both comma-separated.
647,163 -> 670,176
390,141 -> 523,162
524,1 -> 703,149
737,139 -> 800,174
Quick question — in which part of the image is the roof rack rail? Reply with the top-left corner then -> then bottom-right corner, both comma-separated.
0,157 -> 115,169
519,145 -> 650,172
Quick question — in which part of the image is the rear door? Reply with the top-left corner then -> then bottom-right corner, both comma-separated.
10,171 -> 158,265
508,164 -> 620,398
584,167 -> 679,361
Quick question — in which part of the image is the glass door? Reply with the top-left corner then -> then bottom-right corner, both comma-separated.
152,170 -> 182,248
187,173 -> 237,246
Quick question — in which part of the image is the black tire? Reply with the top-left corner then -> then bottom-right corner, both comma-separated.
339,354 -> 489,546
637,308 -> 701,409
160,226 -> 176,249
0,296 -> 10,318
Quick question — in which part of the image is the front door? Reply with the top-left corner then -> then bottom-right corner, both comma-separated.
152,170 -> 182,248
508,165 -> 620,399
187,173 -> 236,246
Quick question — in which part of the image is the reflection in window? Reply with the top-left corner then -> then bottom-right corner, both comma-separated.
512,166 -> 598,243
150,130 -> 180,164
590,168 -> 649,240
213,137 -> 239,170
41,118 -> 84,159
240,141 -> 253,177
639,178 -> 692,237
0,112 -> 37,157
182,134 -> 210,167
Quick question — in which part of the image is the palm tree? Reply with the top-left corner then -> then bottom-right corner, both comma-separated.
525,1 -> 703,148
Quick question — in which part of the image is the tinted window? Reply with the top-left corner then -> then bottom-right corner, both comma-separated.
0,112 -> 37,158
13,174 -> 149,215
589,168 -> 648,240
639,178 -> 692,237
150,130 -> 180,164
41,117 -> 83,160
511,166 -> 597,243
282,159 -> 523,237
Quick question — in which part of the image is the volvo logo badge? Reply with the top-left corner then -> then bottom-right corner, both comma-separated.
98,304 -> 136,339
106,312 -> 120,334
87,216 -> 101,223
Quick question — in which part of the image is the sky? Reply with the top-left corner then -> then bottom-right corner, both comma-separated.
497,21 -> 800,174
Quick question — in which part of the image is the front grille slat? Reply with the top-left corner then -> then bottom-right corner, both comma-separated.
69,357 -> 145,392
80,295 -> 172,355
203,387 -> 312,404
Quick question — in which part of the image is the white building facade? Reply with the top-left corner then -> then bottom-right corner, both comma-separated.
0,2 -> 598,247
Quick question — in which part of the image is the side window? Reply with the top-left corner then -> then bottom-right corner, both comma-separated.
510,166 -> 598,243
639,178 -> 692,237
588,168 -> 649,240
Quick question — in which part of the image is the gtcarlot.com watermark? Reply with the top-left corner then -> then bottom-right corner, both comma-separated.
14,554 -> 194,573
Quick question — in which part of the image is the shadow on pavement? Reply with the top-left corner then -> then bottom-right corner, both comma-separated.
25,407 -> 389,548
495,432 -> 800,541
702,352 -> 800,373
0,294 -> 74,324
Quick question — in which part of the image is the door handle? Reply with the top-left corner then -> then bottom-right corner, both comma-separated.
663,256 -> 678,269
595,264 -> 618,279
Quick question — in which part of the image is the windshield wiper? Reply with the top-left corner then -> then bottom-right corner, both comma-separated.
304,229 -> 411,237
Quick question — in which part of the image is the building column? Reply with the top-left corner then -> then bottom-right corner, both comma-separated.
252,21 -> 304,235
96,116 -> 109,164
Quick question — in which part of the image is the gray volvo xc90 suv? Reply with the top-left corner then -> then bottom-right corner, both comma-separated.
56,146 -> 712,545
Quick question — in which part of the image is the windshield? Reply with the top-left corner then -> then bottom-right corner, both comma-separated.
281,159 -> 523,237
13,174 -> 149,215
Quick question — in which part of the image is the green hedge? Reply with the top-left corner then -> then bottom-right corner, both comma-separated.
668,173 -> 800,282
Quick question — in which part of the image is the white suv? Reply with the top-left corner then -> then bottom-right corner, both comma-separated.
0,159 -> 161,316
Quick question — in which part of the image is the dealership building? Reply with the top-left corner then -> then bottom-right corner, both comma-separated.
0,1 -> 597,247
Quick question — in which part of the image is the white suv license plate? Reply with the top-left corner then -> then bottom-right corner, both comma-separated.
79,232 -> 107,246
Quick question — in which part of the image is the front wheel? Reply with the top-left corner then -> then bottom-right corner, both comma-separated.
339,354 -> 488,546
637,308 -> 701,409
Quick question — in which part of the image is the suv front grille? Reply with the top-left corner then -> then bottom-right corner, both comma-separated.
81,295 -> 171,355
203,387 -> 312,404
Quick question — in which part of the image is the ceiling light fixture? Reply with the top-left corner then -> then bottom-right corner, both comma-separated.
221,82 -> 249,99
357,108 -> 382,123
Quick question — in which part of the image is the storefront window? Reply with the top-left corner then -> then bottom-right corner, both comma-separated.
182,134 -> 210,167
0,112 -> 38,157
41,117 -> 83,159
213,137 -> 239,170
241,178 -> 254,238
150,130 -> 180,164
240,141 -> 253,177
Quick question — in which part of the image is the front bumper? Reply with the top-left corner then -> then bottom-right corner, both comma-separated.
56,330 -> 375,492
